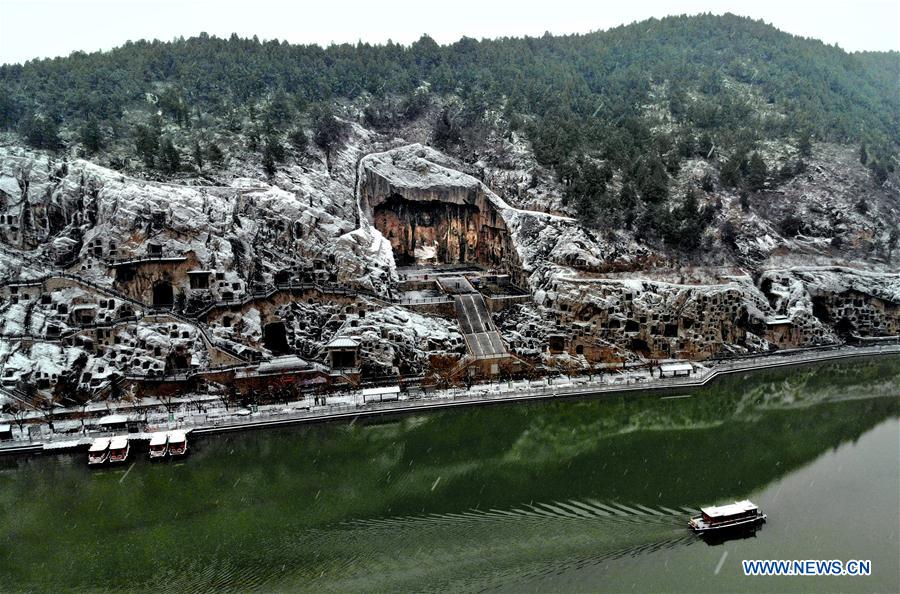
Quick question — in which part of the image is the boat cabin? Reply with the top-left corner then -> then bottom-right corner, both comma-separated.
148,432 -> 168,459
167,431 -> 187,457
108,437 -> 130,464
702,500 -> 759,523
690,499 -> 765,532
88,437 -> 110,465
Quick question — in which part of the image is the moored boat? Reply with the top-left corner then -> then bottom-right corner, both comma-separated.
167,431 -> 187,457
108,436 -> 130,464
689,500 -> 766,533
148,432 -> 168,460
88,438 -> 110,466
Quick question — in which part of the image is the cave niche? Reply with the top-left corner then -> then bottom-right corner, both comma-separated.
373,194 -> 509,269
152,281 -> 174,308
263,321 -> 290,354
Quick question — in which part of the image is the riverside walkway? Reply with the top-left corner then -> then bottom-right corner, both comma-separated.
2,343 -> 898,455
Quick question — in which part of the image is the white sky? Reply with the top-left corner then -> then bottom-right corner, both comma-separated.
1,0 -> 897,65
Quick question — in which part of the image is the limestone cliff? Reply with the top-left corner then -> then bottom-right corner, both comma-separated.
0,132 -> 898,396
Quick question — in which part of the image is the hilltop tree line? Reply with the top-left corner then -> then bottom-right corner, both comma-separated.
0,13 -> 896,250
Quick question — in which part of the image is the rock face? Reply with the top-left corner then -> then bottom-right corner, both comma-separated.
360,144 -> 521,276
0,131 -> 898,398
526,265 -> 900,363
357,144 -> 655,286
537,276 -> 770,360
760,267 -> 900,342
374,196 -> 510,268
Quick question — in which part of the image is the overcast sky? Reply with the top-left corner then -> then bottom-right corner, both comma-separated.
1,0 -> 897,65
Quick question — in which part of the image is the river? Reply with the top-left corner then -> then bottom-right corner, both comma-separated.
1,357 -> 898,592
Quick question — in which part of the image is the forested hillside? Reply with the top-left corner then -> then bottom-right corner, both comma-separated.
0,13 -> 897,243
0,12 -> 898,401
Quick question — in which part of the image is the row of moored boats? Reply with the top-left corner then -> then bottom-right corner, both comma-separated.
87,431 -> 188,466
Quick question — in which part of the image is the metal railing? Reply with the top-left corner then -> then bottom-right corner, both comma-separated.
397,296 -> 453,305
103,254 -> 187,265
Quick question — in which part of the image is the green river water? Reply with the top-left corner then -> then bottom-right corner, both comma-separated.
1,357 -> 899,593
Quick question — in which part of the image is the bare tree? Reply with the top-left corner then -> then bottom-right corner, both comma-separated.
27,382 -> 61,433
219,382 -> 239,411
2,400 -> 30,435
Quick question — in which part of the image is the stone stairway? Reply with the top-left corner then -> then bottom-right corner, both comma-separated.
452,293 -> 508,359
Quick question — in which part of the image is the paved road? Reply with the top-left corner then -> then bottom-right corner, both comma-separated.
4,344 -> 898,455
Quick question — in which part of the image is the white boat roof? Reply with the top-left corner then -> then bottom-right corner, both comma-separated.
659,362 -> 694,373
361,385 -> 401,396
109,436 -> 128,449
701,499 -> 758,518
167,430 -> 186,443
98,414 -> 129,424
89,437 -> 110,452
149,432 -> 168,446
0,424 -> 10,432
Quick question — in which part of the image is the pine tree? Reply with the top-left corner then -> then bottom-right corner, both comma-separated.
289,127 -> 308,152
158,138 -> 180,173
638,155 -> 669,203
206,142 -> 225,167
311,103 -> 347,156
20,113 -> 61,150
747,152 -> 767,191
798,132 -> 812,157
433,107 -> 461,149
720,152 -> 744,188
677,188 -> 703,251
134,124 -> 159,167
620,183 -> 638,229
859,143 -> 868,165
698,132 -> 714,158
0,87 -> 20,130
193,140 -> 203,170
246,127 -> 260,152
81,120 -> 102,153
265,89 -> 292,127
262,135 -> 284,176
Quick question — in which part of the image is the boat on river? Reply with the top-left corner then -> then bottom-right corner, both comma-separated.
87,438 -> 110,466
167,431 -> 187,457
108,436 -> 130,464
148,432 -> 168,460
689,500 -> 766,533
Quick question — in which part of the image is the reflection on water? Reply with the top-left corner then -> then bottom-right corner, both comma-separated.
0,357 -> 898,592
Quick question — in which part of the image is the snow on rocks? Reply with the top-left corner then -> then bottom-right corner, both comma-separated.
330,305 -> 465,377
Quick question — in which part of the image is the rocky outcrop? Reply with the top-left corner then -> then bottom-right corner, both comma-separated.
760,267 -> 900,342
0,132 -> 898,396
358,144 -> 656,286
360,144 -> 521,276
